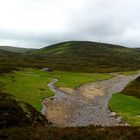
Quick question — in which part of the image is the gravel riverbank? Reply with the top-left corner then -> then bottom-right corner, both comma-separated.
42,74 -> 139,127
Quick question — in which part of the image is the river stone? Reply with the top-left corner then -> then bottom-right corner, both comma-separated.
116,117 -> 122,123
110,112 -> 117,117
123,123 -> 129,126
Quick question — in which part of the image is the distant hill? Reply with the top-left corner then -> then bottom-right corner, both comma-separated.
134,48 -> 140,51
0,46 -> 35,53
0,48 -> 20,58
31,41 -> 140,72
0,41 -> 140,73
0,48 -> 23,73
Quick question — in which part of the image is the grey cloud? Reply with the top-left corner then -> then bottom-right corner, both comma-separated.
0,0 -> 140,48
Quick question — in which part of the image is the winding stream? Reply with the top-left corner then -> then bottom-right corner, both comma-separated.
42,74 -> 140,127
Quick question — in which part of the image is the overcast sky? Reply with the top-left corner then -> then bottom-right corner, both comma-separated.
0,0 -> 140,48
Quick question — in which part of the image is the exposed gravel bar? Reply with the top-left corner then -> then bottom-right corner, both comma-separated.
42,74 -> 140,127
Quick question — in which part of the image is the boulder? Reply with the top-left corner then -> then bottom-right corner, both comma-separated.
110,112 -> 117,117
116,117 -> 122,123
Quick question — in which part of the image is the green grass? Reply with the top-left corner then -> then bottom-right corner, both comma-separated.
109,93 -> 140,126
20,68 -> 112,88
0,70 -> 54,110
0,68 -> 112,111
45,71 -> 112,88
117,70 -> 140,76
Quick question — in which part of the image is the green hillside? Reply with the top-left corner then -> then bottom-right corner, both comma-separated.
0,48 -> 18,56
0,46 -> 35,53
1,41 -> 140,73
122,76 -> 140,99
0,49 -> 20,73
31,41 -> 140,73
134,48 -> 140,51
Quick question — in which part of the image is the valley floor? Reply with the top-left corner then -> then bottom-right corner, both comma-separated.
0,68 -> 111,110
0,68 -> 139,127
44,74 -> 140,127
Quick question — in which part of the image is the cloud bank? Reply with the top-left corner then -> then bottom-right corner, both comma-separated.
0,0 -> 140,48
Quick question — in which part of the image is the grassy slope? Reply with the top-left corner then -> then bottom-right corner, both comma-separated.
30,41 -> 140,73
1,41 -> 140,74
122,76 -> 140,98
0,49 -> 23,73
0,68 -> 112,111
117,70 -> 140,76
109,76 -> 140,126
